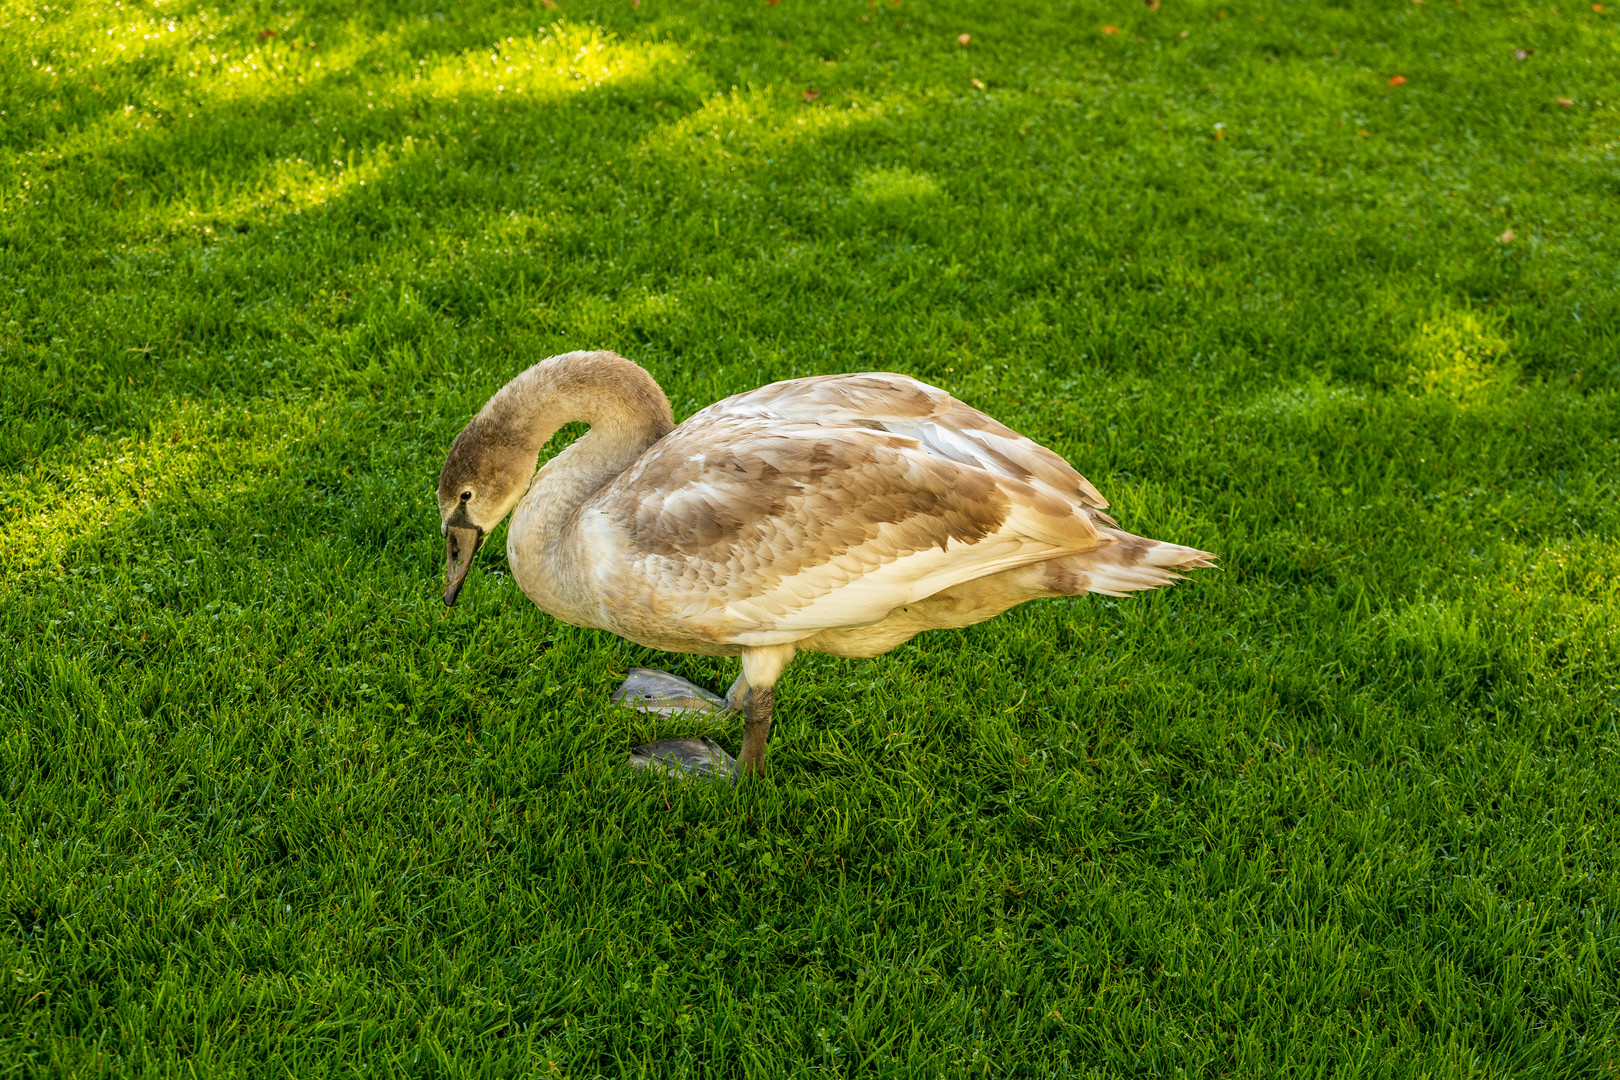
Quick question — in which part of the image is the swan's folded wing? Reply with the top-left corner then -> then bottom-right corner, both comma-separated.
692,371 -> 1111,513
585,416 -> 1107,646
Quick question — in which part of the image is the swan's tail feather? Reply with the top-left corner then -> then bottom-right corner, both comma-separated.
1041,530 -> 1216,598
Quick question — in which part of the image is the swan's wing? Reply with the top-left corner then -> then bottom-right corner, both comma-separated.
691,372 -> 1112,513
581,413 -> 1110,647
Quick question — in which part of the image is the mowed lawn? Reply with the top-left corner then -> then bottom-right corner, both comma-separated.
4,0 -> 1619,1075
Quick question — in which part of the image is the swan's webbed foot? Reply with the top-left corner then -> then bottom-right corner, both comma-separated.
615,668 -> 738,782
627,737 -> 738,782
611,667 -> 730,717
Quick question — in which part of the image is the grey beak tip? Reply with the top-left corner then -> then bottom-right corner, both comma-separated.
442,525 -> 482,608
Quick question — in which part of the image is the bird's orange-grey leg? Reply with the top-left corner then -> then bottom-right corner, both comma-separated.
738,685 -> 774,777
735,645 -> 796,778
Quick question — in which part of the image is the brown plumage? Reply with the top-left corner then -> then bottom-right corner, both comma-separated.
437,351 -> 1214,776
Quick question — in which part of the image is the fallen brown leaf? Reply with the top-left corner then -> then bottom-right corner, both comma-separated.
1388,75 -> 1407,86
1102,24 -> 1119,35
1557,97 -> 1574,107
1514,48 -> 1533,59
971,78 -> 986,89
1145,0 -> 1161,9
957,33 -> 971,46
802,89 -> 821,101
258,29 -> 276,41
1498,230 -> 1515,243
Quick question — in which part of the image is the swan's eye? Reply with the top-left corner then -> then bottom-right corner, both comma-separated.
459,490 -> 472,502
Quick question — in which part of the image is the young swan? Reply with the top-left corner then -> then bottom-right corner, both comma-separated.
438,350 -> 1214,779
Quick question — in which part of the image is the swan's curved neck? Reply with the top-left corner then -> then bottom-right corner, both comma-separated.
489,351 -> 673,548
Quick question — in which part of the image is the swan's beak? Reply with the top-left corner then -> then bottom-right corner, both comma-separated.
443,526 -> 485,607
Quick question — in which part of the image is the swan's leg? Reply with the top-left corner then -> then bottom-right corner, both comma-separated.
612,667 -> 729,717
735,645 -> 796,778
738,686 -> 774,777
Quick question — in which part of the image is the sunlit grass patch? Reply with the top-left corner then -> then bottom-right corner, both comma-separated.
0,396 -> 324,578
2,16 -> 678,236
641,86 -> 922,173
2,6 -> 673,115
1511,534 -> 1620,610
412,23 -> 677,98
852,166 -> 941,204
1373,530 -> 1620,718
1404,306 -> 1517,404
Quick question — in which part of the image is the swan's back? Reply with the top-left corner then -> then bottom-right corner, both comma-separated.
691,373 -> 1113,512
570,373 -> 1124,650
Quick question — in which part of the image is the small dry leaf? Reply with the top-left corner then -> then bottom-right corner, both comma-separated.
1498,230 -> 1515,243
631,0 -> 640,7
1595,3 -> 1606,11
957,33 -> 971,46
1214,126 -> 1226,140
257,29 -> 276,41
1388,75 -> 1407,86
1144,0 -> 1161,9
1557,96 -> 1574,107
542,0 -> 558,7
1102,24 -> 1119,35
1357,128 -> 1370,137
802,89 -> 821,101
971,77 -> 986,89
768,0 -> 778,5
1179,29 -> 1190,37
1514,48 -> 1532,59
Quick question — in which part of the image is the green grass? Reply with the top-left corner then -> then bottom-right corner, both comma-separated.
3,0 -> 1619,1075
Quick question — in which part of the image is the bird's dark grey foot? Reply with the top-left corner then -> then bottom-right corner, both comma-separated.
611,667 -> 731,717
614,669 -> 741,780
628,737 -> 738,782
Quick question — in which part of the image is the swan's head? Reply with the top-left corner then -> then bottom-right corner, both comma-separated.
437,419 -> 538,607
